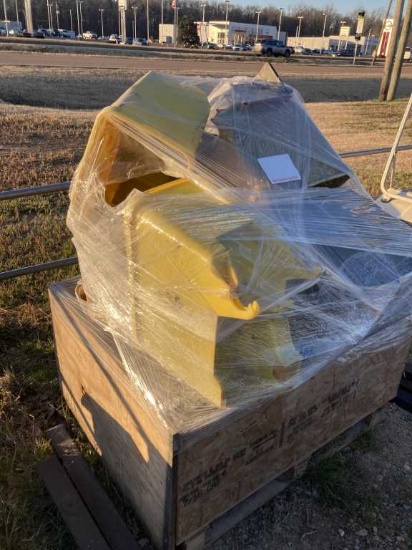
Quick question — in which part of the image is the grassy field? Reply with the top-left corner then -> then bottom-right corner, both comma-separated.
1,66 -> 412,549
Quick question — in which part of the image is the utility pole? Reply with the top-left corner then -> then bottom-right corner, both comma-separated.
24,0 -> 33,33
387,0 -> 412,100
15,0 -> 19,23
379,0 -> 405,100
69,8 -> 72,30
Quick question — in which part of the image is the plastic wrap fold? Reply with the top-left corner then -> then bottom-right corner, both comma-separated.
67,68 -> 412,417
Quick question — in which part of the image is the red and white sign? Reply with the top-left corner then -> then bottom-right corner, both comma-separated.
378,18 -> 393,57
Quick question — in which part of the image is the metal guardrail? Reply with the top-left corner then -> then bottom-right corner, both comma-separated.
1,143 -> 412,281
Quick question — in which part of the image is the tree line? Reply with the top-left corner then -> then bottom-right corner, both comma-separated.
12,0 -> 386,39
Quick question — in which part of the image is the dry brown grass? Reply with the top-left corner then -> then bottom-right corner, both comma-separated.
307,101 -> 412,195
0,103 -> 94,189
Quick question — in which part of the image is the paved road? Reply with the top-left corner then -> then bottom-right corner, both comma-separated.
2,50 -> 408,78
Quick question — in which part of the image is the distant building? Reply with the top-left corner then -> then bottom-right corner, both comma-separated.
198,21 -> 282,46
287,34 -> 378,55
159,23 -> 175,44
159,20 -> 286,46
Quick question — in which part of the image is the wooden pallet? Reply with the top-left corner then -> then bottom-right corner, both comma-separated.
179,409 -> 381,549
396,362 -> 412,413
39,412 -> 381,550
38,424 -> 140,550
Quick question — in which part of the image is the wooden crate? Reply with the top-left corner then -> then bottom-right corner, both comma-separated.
49,279 -> 410,549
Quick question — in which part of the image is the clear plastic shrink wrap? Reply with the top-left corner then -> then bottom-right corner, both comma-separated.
66,67 -> 412,423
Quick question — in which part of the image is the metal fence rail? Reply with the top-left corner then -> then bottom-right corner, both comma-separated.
1,144 -> 412,281
0,181 -> 70,201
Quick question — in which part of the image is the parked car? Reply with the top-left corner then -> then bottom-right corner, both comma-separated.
134,37 -> 147,46
244,43 -> 252,51
17,29 -> 32,37
108,34 -> 121,43
253,39 -> 292,58
39,28 -> 53,37
125,36 -> 133,45
83,31 -> 98,40
321,49 -> 334,55
62,30 -> 76,39
203,42 -> 218,49
334,49 -> 354,57
232,43 -> 247,51
33,30 -> 46,38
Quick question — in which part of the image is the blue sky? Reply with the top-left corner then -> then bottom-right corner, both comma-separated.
237,1 -> 387,14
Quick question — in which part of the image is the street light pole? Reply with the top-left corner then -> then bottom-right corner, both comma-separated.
3,0 -> 9,35
173,2 -> 177,46
132,6 -> 136,40
69,8 -> 73,30
322,12 -> 327,38
224,0 -> 229,44
160,0 -> 163,44
297,15 -> 302,38
364,28 -> 372,55
15,0 -> 19,23
99,8 -> 104,38
76,0 -> 80,36
146,0 -> 149,41
338,20 -> 346,51
56,2 -> 60,28
277,7 -> 283,41
255,10 -> 260,42
79,0 -> 83,35
46,0 -> 49,29
46,0 -> 52,29
201,3 -> 206,44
